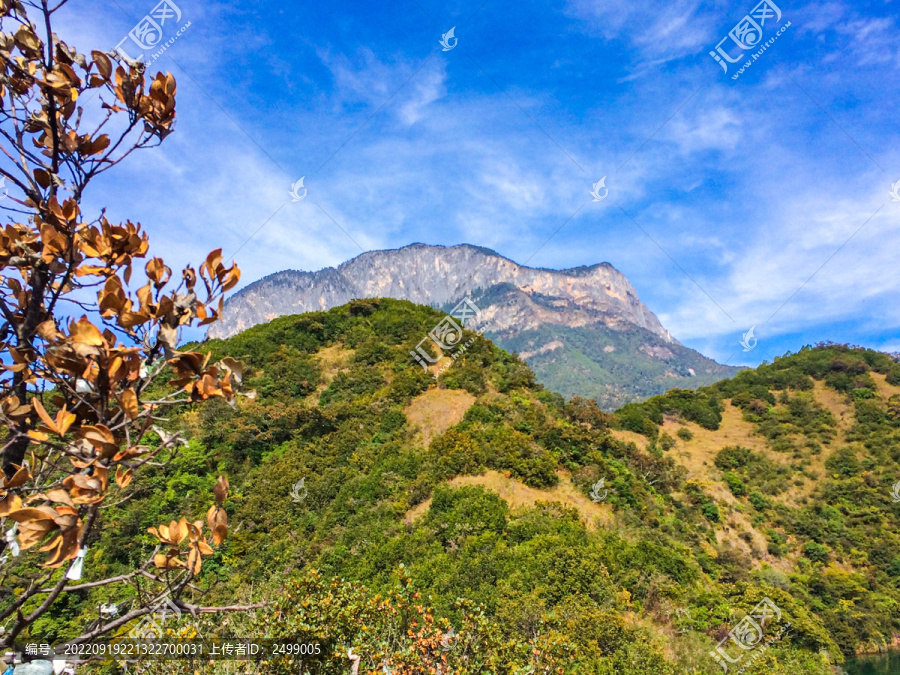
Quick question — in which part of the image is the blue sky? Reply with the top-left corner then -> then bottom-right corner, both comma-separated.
58,0 -> 899,368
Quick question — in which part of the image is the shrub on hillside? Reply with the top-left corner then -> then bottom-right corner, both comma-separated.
803,541 -> 830,563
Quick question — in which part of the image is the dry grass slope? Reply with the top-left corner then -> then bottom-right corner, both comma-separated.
872,371 -> 900,399
406,470 -> 613,530
811,379 -> 853,432
404,387 -> 477,448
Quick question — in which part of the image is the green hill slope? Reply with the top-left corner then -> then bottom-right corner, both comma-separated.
38,301 -> 900,674
493,322 -> 740,410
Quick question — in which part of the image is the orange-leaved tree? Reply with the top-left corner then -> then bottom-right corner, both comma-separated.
0,0 -> 250,652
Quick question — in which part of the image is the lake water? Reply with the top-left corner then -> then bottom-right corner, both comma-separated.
845,653 -> 900,675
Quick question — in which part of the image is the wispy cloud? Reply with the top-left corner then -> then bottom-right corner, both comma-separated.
565,0 -> 719,63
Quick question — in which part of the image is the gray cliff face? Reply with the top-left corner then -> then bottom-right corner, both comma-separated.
207,243 -> 674,342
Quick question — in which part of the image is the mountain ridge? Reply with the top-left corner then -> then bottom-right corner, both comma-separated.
209,243 -> 740,407
208,243 -> 669,341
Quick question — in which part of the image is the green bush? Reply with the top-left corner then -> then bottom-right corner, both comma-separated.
715,446 -> 789,495
428,428 -> 485,479
749,491 -> 771,510
702,502 -> 721,522
803,541 -> 829,563
723,471 -> 747,497
427,484 -> 509,545
886,364 -> 900,386
659,432 -> 676,451
824,448 -> 861,478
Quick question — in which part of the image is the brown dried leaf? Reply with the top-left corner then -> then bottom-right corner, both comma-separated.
84,134 -> 110,156
80,424 -> 117,459
6,464 -> 31,489
45,488 -> 75,507
41,527 -> 80,568
6,507 -> 57,523
219,357 -> 244,386
69,316 -> 105,347
31,397 -> 57,433
0,495 -> 23,517
55,406 -> 76,436
92,50 -> 112,79
213,475 -> 228,506
121,388 -> 139,421
175,517 -> 189,544
34,168 -> 51,188
186,546 -> 201,575
212,523 -> 227,546
115,465 -> 133,489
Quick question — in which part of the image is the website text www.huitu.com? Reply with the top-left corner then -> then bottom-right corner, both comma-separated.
142,21 -> 192,67
732,22 -> 792,80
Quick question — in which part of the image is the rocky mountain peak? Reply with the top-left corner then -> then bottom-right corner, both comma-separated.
207,243 -> 673,342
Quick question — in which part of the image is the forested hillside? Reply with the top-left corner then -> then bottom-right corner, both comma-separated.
494,321 -> 739,410
22,299 -> 900,673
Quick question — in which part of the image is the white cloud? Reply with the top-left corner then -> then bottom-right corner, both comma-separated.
317,47 -> 448,126
663,106 -> 743,154
663,188 -> 900,344
837,16 -> 900,67
398,66 -> 448,124
565,0 -> 719,62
